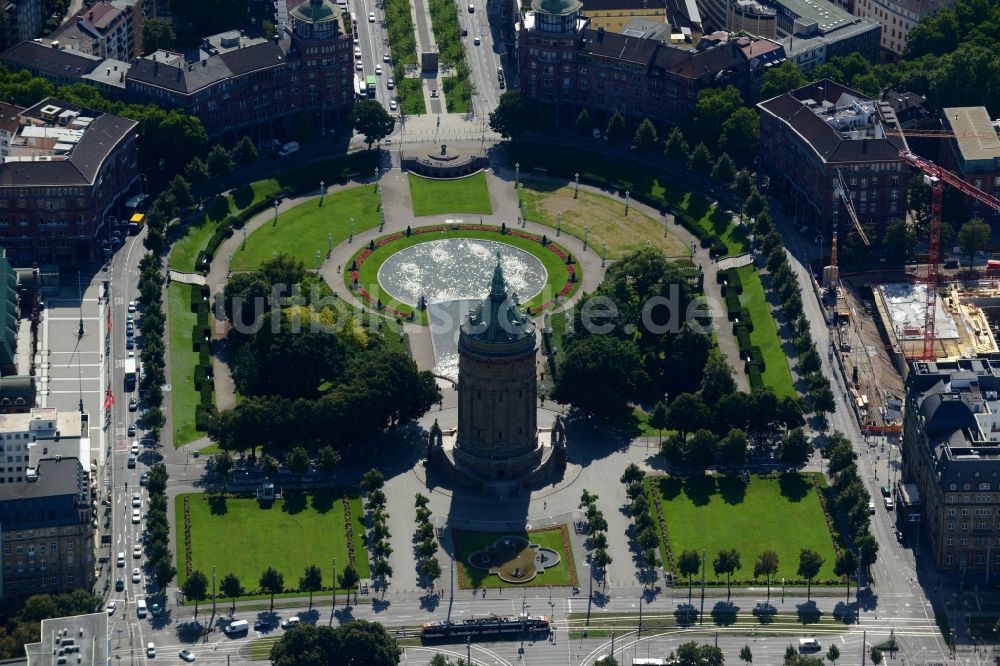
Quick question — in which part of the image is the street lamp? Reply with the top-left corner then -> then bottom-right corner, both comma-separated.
327,232 -> 333,257
815,234 -> 825,274
515,162 -> 520,187
574,172 -> 579,198
273,199 -> 279,225
664,212 -> 670,237
332,557 -> 337,612
583,225 -> 590,251
520,200 -> 527,226
624,190 -> 630,215
601,241 -> 607,268
320,180 -> 325,205
556,211 -> 561,237
316,249 -> 322,269
349,218 -> 354,243
242,225 -> 247,247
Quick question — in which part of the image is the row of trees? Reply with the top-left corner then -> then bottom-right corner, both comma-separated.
362,470 -> 394,594
621,464 -> 659,586
268,620 -> 402,666
579,489 -> 613,581
142,465 -> 177,593
675,546 -> 828,600
413,494 -> 443,593
822,432 -> 880,573
135,255 -> 168,439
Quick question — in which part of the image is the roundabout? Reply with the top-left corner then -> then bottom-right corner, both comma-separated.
345,225 -> 581,321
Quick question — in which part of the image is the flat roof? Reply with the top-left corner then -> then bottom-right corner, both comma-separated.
942,107 -> 1000,163
24,612 -> 107,666
877,282 -> 959,341
776,0 -> 854,33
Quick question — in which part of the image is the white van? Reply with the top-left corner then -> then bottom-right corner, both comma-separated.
798,638 -> 821,652
225,619 -> 249,635
278,141 -> 299,157
136,599 -> 147,618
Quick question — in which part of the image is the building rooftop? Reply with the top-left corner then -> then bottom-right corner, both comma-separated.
0,101 -> 22,135
776,0 -> 854,33
781,16 -> 880,57
0,40 -> 103,81
579,27 -> 662,63
24,612 -> 108,666
759,79 -> 907,163
0,406 -> 83,437
0,456 -> 83,503
942,106 -> 1000,168
581,0 -> 665,11
128,41 -> 287,94
201,30 -> 270,56
887,0 -> 959,17
81,58 -> 130,89
461,255 -> 536,346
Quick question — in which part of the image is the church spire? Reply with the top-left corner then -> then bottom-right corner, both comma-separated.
490,252 -> 507,299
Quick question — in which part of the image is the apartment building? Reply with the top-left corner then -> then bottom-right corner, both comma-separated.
779,16 -> 881,73
0,98 -> 138,264
903,359 -> 1000,576
580,0 -> 668,33
47,0 -> 143,61
853,0 -> 957,55
758,79 -> 909,237
941,107 -> 1000,222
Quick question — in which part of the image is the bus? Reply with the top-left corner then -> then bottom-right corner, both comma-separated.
366,75 -> 377,97
127,212 -> 145,235
124,358 -> 138,392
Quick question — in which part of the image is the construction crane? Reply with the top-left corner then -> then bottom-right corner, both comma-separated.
835,167 -> 871,246
898,151 -> 1000,360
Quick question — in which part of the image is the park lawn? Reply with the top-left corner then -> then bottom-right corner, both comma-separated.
443,76 -> 472,113
169,180 -> 284,273
397,78 -> 427,115
521,180 -> 688,259
650,474 -> 838,584
167,283 -> 202,447
408,173 -> 493,216
453,526 -> 578,589
176,491 -> 370,594
737,265 -> 795,398
232,185 -> 380,272
348,228 -> 576,319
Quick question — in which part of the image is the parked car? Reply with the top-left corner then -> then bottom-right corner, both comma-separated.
128,398 -> 138,411
179,649 -> 196,662
131,441 -> 140,455
140,472 -> 149,485
383,51 -> 390,62
127,456 -> 137,469
126,338 -> 135,350
473,36 -> 481,44
880,485 -> 891,498
128,301 -> 137,313
368,11 -> 375,21
280,616 -> 300,629
127,423 -> 136,437
389,99 -> 397,111
146,643 -> 156,658
592,128 -> 602,139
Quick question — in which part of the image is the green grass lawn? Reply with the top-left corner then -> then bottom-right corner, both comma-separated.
408,173 -> 493,216
453,527 -> 577,589
232,185 -> 380,272
737,265 -> 795,398
177,491 -> 370,594
348,228 -> 577,320
682,192 -> 749,256
443,76 -> 472,113
397,78 -> 427,115
650,474 -> 838,584
167,283 -> 202,447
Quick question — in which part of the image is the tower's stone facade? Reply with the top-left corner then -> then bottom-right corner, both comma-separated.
453,255 -> 542,479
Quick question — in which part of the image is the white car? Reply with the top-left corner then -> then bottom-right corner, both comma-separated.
375,64 -> 382,75
132,492 -> 142,507
280,616 -> 300,629
356,62 -> 363,72
387,77 -> 395,89
132,567 -> 141,583
353,35 -> 359,44
132,508 -> 141,524
131,441 -> 139,455
133,543 -> 143,558
117,552 -> 125,567
146,643 -> 156,658
389,99 -> 397,111
354,46 -> 362,59
383,51 -> 390,62
473,36 -> 481,45
368,11 -> 375,21
128,301 -> 137,313
179,649 -> 196,662
106,601 -> 117,616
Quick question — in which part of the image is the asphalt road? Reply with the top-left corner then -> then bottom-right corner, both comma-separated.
354,0 -> 394,109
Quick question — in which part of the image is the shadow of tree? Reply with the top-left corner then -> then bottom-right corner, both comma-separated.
674,603 -> 699,627
711,600 -> 739,626
682,476 -> 715,506
717,475 -> 747,505
657,477 -> 683,502
333,606 -> 355,624
311,490 -> 336,514
282,492 -> 307,515
752,602 -> 776,624
207,494 -> 228,515
174,620 -> 205,643
372,597 -> 391,613
419,593 -> 441,611
779,472 -> 811,502
796,601 -> 823,625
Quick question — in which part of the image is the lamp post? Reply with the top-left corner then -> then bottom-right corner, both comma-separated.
332,557 -> 337,612
320,179 -> 325,205
556,211 -> 561,237
515,162 -> 520,187
375,167 -> 380,197
273,199 -> 279,225
242,225 -> 247,247
349,218 -> 354,243
520,200 -> 527,226
624,190 -> 630,215
690,239 -> 696,256
601,241 -> 607,268
574,172 -> 579,198
327,232 -> 333,257
316,249 -> 322,269
665,213 -> 670,237
76,272 -> 84,339
583,225 -> 589,251
212,566 -> 217,616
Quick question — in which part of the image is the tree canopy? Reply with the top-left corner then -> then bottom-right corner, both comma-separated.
352,100 -> 396,148
269,621 -> 401,666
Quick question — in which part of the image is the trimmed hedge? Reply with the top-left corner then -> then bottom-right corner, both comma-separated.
198,342 -> 211,367
195,404 -> 213,430
748,366 -> 764,389
735,323 -> 752,355
724,287 -> 741,320
740,307 -> 753,331
709,239 -> 728,258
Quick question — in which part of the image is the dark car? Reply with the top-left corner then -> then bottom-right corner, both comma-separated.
139,472 -> 149,486
880,485 -> 891,498
254,619 -> 271,631
116,577 -> 125,591
128,423 -> 137,437
128,398 -> 138,411
126,338 -> 135,350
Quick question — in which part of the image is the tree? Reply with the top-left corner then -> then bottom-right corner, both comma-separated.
666,393 -> 710,442
958,218 -> 990,269
713,548 -> 741,598
620,462 -> 645,486
606,109 -> 628,144
760,60 -> 807,99
262,454 -> 279,478
340,564 -> 360,602
220,573 -> 244,612
142,18 -> 175,52
691,86 -> 743,151
826,644 -> 840,664
595,656 -> 619,666
420,557 -> 443,590
687,429 -> 718,470
269,620 -> 400,666
869,647 -> 883,664
719,428 -> 748,468
169,174 -> 194,213
286,446 -> 311,481
153,558 -> 176,589
744,188 -> 766,220
700,355 -> 736,407
720,107 -> 758,164
259,566 -> 285,610
688,142 -> 713,176
633,118 -> 658,152
214,451 -> 234,490
352,99 -> 396,149
233,135 -> 258,165
834,550 -> 857,602
295,566 -> 322,611
184,156 -> 210,194
881,218 -> 916,265
182,570 -> 209,617
643,401 -> 668,447
551,335 -> 646,417
361,468 -> 385,494
317,445 -> 340,479
665,126 -> 689,161
675,641 -> 725,666
206,143 -> 233,184
489,91 -> 532,140
740,644 -> 753,663
733,170 -> 753,199
754,550 -> 779,600
575,108 -> 593,136
779,428 -> 813,468
373,559 -> 393,592
797,549 -> 824,599
712,152 -> 736,185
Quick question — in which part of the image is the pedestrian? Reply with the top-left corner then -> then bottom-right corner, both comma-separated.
480,217 -> 483,225
543,501 -> 546,510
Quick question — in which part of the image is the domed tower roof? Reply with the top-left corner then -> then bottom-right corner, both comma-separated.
460,253 -> 535,346
531,0 -> 582,16
291,0 -> 339,21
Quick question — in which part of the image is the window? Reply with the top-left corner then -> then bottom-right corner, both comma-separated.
947,522 -> 955,530
945,554 -> 954,565
946,537 -> 954,545
961,537 -> 968,545
980,483 -> 991,490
